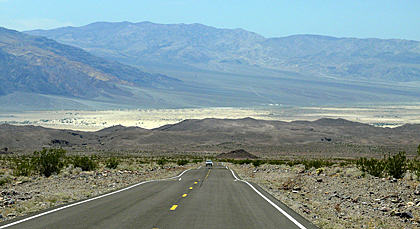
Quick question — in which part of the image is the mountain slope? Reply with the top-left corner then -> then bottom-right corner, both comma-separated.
26,21 -> 420,83
0,27 -> 178,99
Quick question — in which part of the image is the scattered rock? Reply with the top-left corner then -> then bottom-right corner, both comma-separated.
0,147 -> 10,154
398,212 -> 414,219
379,207 -> 390,212
231,163 -> 420,229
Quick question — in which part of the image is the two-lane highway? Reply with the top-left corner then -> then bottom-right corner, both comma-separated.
0,163 -> 318,228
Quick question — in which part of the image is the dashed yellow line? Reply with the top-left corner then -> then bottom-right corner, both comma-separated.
170,205 -> 178,211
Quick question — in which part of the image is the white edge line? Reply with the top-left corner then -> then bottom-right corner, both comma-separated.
0,169 -> 191,229
229,169 -> 307,229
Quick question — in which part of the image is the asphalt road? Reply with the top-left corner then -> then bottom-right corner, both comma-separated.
0,163 -> 318,229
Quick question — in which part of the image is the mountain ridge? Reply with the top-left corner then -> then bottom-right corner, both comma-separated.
26,21 -> 420,83
0,26 -> 179,99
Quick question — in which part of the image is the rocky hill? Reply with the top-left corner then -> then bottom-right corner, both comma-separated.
26,21 -> 420,83
1,118 -> 419,156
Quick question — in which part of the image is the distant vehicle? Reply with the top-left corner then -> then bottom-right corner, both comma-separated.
206,160 -> 213,167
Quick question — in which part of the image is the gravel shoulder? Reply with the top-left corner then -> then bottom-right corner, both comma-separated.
230,163 -> 420,229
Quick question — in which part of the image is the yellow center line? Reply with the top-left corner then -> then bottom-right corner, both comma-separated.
182,194 -> 187,197
170,205 -> 178,211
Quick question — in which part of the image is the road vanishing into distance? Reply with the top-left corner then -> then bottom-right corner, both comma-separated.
0,163 -> 318,229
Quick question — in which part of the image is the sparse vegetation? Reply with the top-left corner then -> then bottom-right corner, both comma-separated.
156,157 -> 167,168
31,148 -> 66,177
177,159 -> 189,166
10,156 -> 32,177
356,151 -> 409,178
105,156 -> 119,169
70,155 -> 98,171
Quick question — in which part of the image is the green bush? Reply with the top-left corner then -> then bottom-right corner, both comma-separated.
72,155 -> 97,171
356,157 -> 386,178
234,159 -> 253,165
356,152 -> 408,178
156,158 -> 167,168
105,157 -> 119,169
409,159 -> 420,180
385,151 -> 407,179
267,160 -> 287,165
177,159 -> 189,166
252,160 -> 264,167
31,148 -> 66,177
10,156 -> 33,176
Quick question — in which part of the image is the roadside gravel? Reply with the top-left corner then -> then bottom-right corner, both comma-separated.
230,163 -> 420,229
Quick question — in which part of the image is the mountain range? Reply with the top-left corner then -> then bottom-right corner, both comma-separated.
27,21 -> 420,83
2,21 -> 420,111
0,26 -> 183,110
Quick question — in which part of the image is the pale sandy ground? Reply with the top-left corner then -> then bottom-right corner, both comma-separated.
1,105 -> 420,131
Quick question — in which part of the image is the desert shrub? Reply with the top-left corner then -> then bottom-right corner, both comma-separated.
71,155 -> 97,171
218,158 -> 234,163
177,159 -> 189,166
385,151 -> 407,179
105,157 -> 119,169
287,160 -> 301,167
192,159 -> 203,164
356,156 -> 386,178
357,152 -> 408,179
409,159 -> 420,181
156,158 -> 167,168
31,148 -> 66,177
0,173 -> 12,185
235,159 -> 253,165
10,156 -> 33,176
251,160 -> 264,167
268,160 -> 287,165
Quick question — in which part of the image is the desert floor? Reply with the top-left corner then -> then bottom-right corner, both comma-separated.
2,105 -> 420,131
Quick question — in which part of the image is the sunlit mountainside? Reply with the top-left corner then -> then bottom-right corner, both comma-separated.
1,22 -> 420,111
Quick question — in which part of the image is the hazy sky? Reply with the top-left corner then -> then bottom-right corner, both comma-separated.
1,0 -> 419,41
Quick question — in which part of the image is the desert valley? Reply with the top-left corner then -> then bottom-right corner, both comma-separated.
1,15 -> 420,228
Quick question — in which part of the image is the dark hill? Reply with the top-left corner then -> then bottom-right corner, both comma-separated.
1,118 -> 420,157
216,149 -> 259,159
